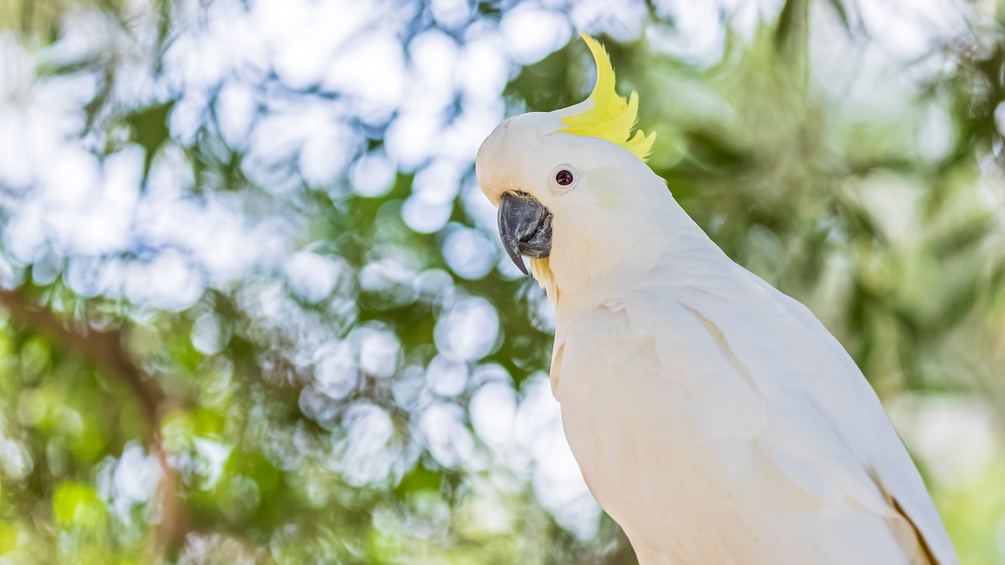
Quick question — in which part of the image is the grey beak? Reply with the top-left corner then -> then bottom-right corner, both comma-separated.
497,191 -> 552,275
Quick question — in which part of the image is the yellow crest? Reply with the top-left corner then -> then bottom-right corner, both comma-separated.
561,33 -> 656,162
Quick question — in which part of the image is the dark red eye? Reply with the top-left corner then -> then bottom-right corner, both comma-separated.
555,169 -> 574,186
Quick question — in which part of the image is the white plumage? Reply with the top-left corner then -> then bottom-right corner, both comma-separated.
476,35 -> 958,565
553,233 -> 955,564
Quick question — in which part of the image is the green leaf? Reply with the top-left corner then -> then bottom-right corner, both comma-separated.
394,463 -> 441,496
124,100 -> 176,188
0,521 -> 14,554
53,482 -> 108,528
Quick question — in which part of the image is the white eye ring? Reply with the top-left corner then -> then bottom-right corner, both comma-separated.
549,164 -> 580,194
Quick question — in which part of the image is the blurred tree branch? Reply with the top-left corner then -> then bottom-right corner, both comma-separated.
0,288 -> 189,560
0,289 -> 159,420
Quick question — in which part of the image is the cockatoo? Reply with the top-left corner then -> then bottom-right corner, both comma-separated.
476,33 -> 958,564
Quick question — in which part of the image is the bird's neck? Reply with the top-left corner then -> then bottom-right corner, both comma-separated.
540,195 -> 713,315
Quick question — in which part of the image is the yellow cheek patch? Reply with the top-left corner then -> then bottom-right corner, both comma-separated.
530,257 -> 558,303
560,33 -> 656,163
582,168 -> 630,211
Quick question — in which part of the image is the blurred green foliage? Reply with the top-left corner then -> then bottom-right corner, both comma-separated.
1,0 -> 1005,563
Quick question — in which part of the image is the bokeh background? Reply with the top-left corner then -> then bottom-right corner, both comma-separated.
1,0 -> 1004,563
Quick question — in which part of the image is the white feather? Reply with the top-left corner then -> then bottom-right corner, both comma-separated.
552,241 -> 956,564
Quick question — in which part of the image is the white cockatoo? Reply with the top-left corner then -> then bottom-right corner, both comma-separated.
476,33 -> 958,564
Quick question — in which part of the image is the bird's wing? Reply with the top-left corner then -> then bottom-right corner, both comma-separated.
743,271 -> 958,565
603,250 -> 957,564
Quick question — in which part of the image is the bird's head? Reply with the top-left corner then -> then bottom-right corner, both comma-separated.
476,33 -> 673,304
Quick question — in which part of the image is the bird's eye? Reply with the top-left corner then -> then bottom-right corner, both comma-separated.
555,169 -> 574,186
